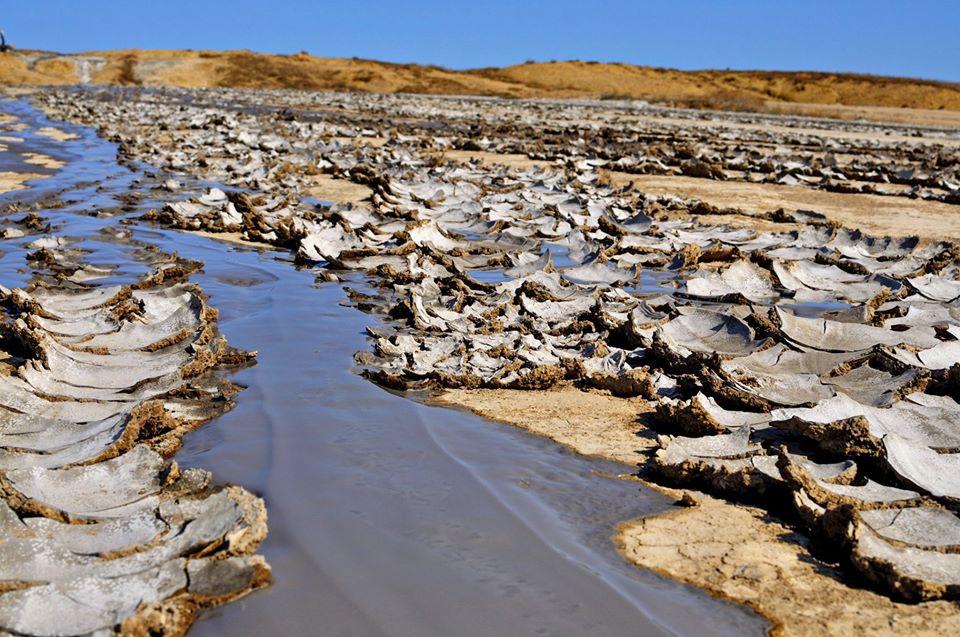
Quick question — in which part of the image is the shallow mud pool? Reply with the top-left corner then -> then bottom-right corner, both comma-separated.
0,100 -> 770,634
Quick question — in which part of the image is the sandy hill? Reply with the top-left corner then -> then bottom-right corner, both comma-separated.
3,49 -> 960,124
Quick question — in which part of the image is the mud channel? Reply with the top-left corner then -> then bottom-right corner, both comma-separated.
0,99 -> 767,635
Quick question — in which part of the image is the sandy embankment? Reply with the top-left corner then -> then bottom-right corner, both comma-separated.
435,388 -> 960,637
8,50 -> 960,128
0,171 -> 45,193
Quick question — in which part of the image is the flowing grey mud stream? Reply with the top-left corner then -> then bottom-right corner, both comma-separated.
0,97 -> 767,636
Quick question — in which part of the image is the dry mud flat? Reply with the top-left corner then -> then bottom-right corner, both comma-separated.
30,87 -> 960,635
0,208 -> 269,634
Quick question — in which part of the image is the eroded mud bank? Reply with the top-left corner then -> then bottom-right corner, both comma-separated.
0,179 -> 269,636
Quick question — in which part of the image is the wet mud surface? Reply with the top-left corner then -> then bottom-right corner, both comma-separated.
0,97 -> 770,634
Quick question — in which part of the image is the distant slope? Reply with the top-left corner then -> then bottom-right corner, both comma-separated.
484,62 -> 960,111
3,49 -> 960,116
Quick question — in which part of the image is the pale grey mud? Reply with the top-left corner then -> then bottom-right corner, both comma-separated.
0,99 -> 767,633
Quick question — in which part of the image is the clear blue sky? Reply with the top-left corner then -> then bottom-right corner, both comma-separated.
6,1 -> 959,82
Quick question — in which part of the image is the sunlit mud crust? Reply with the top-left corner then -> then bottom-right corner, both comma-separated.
0,104 -> 269,634
0,94 -> 774,637
18,85 -> 960,635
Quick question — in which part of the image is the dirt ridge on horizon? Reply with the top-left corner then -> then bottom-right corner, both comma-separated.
4,48 -> 960,122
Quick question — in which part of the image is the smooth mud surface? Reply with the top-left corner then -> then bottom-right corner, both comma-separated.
0,99 -> 767,634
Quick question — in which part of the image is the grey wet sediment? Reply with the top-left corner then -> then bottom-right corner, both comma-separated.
0,94 -> 775,637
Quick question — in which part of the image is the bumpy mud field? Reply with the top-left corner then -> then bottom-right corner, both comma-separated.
2,87 -> 960,636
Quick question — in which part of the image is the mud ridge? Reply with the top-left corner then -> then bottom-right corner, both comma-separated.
0,221 -> 268,636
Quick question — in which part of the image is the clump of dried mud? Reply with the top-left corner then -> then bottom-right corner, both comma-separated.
0,216 -> 268,635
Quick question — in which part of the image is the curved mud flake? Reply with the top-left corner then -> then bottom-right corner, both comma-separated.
0,244 -> 268,635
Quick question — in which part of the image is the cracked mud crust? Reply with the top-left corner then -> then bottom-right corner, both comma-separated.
0,233 -> 270,635
619,497 -> 960,637
23,85 -> 960,633
436,386 -> 960,637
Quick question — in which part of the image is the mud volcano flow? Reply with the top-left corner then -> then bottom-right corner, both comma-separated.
2,84 -> 960,635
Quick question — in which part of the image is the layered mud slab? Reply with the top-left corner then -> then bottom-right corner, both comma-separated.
0,207 -> 269,630
20,86 -> 960,635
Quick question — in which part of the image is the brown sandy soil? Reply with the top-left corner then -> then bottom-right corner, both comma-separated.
439,149 -> 554,172
87,50 -> 529,97
34,126 -> 79,142
435,387 -> 960,637
332,136 -> 388,148
619,499 -> 960,637
22,152 -> 64,169
0,53 -> 78,85
305,174 -> 373,204
484,62 -> 960,113
760,101 -> 960,129
605,172 -> 960,244
188,230 -> 276,249
0,170 -> 45,193
4,50 -> 960,126
433,387 -> 657,463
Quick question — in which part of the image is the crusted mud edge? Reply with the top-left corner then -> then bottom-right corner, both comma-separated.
0,231 -> 271,636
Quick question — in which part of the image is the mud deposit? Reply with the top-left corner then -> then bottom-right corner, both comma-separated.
5,83 -> 960,635
0,97 -> 771,634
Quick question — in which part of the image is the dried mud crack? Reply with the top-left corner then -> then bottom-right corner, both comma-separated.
21,86 -> 960,635
0,222 -> 268,635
